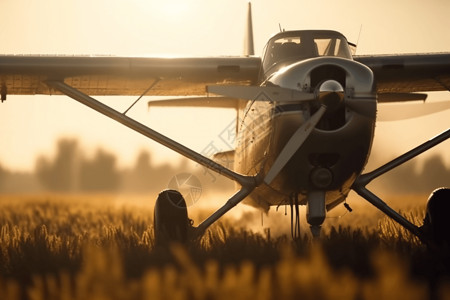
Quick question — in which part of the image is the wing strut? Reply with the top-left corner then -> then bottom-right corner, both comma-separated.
352,128 -> 450,241
123,78 -> 161,115
46,80 -> 260,238
46,81 -> 253,184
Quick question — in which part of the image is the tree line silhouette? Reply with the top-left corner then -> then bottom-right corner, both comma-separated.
35,139 -> 120,192
0,138 -> 448,194
369,154 -> 450,195
0,138 -> 232,194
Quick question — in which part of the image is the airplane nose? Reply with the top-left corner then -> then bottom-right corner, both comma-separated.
316,80 -> 344,113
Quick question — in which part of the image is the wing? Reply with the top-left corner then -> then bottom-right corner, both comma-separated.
354,53 -> 450,102
0,55 -> 261,97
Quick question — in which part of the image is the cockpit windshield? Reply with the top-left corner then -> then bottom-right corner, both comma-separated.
262,30 -> 353,74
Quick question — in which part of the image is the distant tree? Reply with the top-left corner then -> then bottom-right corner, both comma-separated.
79,149 -> 121,191
35,138 -> 121,192
31,139 -> 237,194
370,154 -> 449,195
122,150 -> 170,193
125,150 -> 154,192
134,151 -> 153,178
0,163 -> 7,191
35,139 -> 80,192
419,155 -> 449,193
0,163 -> 6,179
384,159 -> 419,193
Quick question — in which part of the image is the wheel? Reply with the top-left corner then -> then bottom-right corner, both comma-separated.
423,188 -> 450,247
154,189 -> 190,246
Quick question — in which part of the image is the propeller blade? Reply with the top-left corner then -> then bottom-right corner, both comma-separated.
345,97 -> 377,119
264,105 -> 327,185
207,85 -> 314,102
377,100 -> 450,121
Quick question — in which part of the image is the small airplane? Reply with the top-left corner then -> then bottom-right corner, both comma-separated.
1,3 -> 449,246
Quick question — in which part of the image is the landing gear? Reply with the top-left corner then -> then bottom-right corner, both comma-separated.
352,130 -> 450,244
422,188 -> 450,247
154,190 -> 191,246
306,191 -> 326,238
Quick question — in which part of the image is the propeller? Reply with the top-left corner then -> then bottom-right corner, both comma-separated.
264,105 -> 327,184
262,80 -> 355,184
209,80 -> 376,185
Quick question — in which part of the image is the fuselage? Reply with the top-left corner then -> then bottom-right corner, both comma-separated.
233,30 -> 377,211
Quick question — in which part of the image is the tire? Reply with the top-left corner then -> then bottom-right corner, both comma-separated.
423,188 -> 450,247
154,189 -> 190,246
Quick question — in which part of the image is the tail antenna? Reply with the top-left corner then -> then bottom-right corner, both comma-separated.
355,24 -> 363,54
244,2 -> 255,56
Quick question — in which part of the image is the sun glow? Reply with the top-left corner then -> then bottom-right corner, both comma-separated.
133,0 -> 191,20
160,0 -> 190,18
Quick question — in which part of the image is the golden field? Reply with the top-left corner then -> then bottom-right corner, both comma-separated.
0,193 -> 449,300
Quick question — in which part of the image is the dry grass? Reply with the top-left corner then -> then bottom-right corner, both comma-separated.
0,194 -> 449,300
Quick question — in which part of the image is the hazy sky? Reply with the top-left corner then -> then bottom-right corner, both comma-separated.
0,0 -> 449,172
